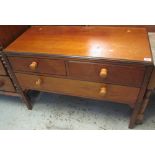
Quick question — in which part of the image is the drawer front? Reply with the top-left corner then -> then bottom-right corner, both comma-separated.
0,76 -> 15,92
67,61 -> 145,87
0,61 -> 7,75
15,73 -> 140,104
9,57 -> 66,76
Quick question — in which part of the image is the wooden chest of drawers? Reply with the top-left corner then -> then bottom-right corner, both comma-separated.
3,26 -> 153,128
9,57 -> 142,105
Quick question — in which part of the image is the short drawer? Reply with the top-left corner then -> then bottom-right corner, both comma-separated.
9,57 -> 66,76
15,73 -> 140,104
67,61 -> 145,87
0,76 -> 15,92
0,61 -> 7,75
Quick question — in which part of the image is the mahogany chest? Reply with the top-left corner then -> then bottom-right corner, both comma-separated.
3,26 -> 154,128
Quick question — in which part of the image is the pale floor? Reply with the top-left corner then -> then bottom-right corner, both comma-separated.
0,32 -> 155,130
0,91 -> 155,130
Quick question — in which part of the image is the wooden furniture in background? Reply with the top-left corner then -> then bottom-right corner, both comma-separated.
4,26 -> 153,128
0,25 -> 29,48
0,25 -> 31,109
142,25 -> 155,32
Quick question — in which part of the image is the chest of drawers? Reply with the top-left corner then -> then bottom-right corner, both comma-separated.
3,26 -> 153,128
9,57 -> 142,104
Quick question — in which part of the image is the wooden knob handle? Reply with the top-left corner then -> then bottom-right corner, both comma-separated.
99,87 -> 107,96
99,68 -> 108,78
35,79 -> 42,86
29,61 -> 37,70
0,81 -> 4,87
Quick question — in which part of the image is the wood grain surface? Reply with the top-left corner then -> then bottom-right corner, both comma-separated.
67,61 -> 145,87
148,68 -> 155,90
15,73 -> 140,104
9,56 -> 66,76
0,76 -> 15,92
5,26 -> 152,63
0,61 -> 7,75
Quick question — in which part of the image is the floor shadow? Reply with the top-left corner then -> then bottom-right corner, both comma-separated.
31,91 -> 131,120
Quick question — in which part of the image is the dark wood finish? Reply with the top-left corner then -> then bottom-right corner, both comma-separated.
110,25 -> 155,32
1,51 -> 32,110
136,90 -> 152,124
0,26 -> 34,109
5,26 -> 152,63
148,68 -> 155,90
0,76 -> 15,92
135,69 -> 155,125
9,57 -> 66,76
129,66 -> 153,128
0,26 -> 29,49
129,25 -> 155,32
0,61 -> 7,75
67,61 -> 145,87
15,73 -> 140,105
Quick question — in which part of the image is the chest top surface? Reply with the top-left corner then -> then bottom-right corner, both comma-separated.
5,26 -> 153,64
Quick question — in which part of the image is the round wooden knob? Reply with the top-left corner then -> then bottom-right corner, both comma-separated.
99,68 -> 108,78
29,62 -> 37,70
35,79 -> 42,86
0,81 -> 4,87
99,87 -> 107,96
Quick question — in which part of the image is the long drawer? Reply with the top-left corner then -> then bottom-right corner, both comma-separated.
0,76 -> 15,92
67,61 -> 145,87
0,61 -> 7,75
9,57 -> 66,76
15,73 -> 140,104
